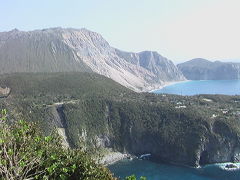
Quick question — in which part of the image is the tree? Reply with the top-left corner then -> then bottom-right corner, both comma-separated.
0,109 -> 115,180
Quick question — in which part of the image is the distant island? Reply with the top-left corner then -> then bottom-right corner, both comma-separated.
177,58 -> 240,80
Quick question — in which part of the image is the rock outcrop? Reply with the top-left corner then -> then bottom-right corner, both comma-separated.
99,106 -> 240,167
0,28 -> 185,91
177,58 -> 240,80
0,87 -> 10,97
197,120 -> 240,166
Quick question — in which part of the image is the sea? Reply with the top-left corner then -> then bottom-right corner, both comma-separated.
109,159 -> 240,180
109,80 -> 240,180
154,80 -> 240,96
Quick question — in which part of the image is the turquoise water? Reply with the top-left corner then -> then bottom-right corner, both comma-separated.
109,159 -> 240,180
154,80 -> 240,95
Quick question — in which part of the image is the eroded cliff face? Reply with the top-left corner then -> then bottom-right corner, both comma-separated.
0,28 -> 185,91
110,121 -> 240,167
106,113 -> 240,167
50,104 -> 73,148
197,120 -> 240,166
56,101 -> 240,167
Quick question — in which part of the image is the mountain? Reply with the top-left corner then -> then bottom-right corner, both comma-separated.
115,50 -> 184,83
177,58 -> 240,80
0,27 -> 185,91
1,72 -> 240,167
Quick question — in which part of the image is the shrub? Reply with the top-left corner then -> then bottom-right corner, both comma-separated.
0,109 -> 115,180
125,175 -> 147,180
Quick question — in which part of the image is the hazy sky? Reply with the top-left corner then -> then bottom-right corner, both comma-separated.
1,0 -> 239,63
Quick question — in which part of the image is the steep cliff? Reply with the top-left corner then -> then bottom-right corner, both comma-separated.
0,28 -> 185,91
115,50 -> 185,83
0,72 -> 240,167
177,58 -> 240,80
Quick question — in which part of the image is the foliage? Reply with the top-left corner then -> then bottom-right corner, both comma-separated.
125,175 -> 146,180
0,109 -> 116,180
1,72 -> 240,169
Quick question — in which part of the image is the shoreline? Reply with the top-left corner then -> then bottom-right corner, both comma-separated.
104,154 -> 240,170
100,151 -> 134,166
149,80 -> 190,93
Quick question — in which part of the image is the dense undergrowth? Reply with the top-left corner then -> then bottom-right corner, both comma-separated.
0,109 -> 116,180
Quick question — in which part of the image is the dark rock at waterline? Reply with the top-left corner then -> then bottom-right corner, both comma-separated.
225,164 -> 238,169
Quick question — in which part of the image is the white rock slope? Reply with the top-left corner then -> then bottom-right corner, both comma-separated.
0,28 -> 186,91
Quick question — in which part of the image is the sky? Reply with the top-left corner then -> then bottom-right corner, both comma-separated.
1,0 -> 240,63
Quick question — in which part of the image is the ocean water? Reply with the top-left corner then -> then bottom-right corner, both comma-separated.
109,159 -> 240,180
154,80 -> 240,95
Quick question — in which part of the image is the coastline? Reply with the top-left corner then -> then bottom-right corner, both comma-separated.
204,162 -> 240,171
149,80 -> 190,93
100,151 -> 134,166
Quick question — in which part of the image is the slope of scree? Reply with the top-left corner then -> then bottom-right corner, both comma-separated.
0,28 -> 185,91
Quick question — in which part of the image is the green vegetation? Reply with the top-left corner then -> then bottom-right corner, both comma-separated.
0,109 -> 115,180
125,175 -> 146,180
0,72 -> 240,169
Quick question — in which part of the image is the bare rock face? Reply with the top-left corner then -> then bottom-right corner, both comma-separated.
116,50 -> 185,83
0,27 -> 185,91
195,120 -> 240,166
177,58 -> 240,80
0,87 -> 10,97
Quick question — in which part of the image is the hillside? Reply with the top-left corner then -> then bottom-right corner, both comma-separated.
0,113 -> 115,180
177,58 -> 240,80
1,72 -> 240,167
0,28 -> 185,91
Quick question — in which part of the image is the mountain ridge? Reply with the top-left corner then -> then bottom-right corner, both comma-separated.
0,27 -> 185,92
177,58 -> 240,80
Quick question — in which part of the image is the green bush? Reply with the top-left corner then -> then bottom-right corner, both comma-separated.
125,175 -> 147,180
0,109 -> 115,180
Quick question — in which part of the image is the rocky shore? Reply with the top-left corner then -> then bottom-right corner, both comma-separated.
100,152 -> 134,166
